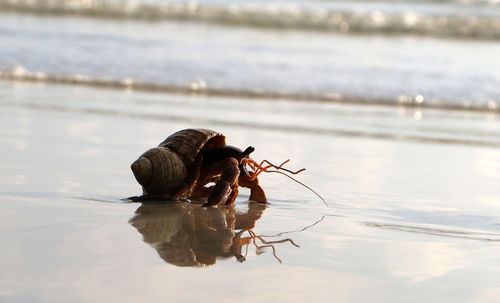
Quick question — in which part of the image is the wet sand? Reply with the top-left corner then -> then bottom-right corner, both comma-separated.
1,81 -> 500,302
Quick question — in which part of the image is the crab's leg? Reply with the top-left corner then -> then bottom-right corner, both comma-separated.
202,158 -> 240,207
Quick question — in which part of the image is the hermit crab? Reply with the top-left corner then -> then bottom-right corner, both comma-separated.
130,128 -> 317,207
130,129 -> 261,206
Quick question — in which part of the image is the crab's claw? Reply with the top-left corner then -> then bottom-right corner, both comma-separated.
239,172 -> 267,203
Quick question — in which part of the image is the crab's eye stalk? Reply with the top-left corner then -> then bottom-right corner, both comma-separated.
242,146 -> 255,158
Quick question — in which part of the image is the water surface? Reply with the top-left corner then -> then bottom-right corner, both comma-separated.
1,82 -> 500,302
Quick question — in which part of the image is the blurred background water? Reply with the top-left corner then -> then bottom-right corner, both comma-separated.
1,0 -> 500,110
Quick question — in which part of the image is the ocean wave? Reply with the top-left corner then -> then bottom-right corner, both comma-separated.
1,67 -> 499,113
2,0 -> 500,39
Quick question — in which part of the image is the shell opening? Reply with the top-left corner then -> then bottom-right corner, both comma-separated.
203,135 -> 226,150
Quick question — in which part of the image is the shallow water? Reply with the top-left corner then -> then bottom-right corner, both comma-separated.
1,82 -> 500,302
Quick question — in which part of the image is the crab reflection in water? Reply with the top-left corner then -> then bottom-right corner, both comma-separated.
129,202 -> 299,266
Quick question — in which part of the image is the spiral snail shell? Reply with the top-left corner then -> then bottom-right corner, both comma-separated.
131,129 -> 226,196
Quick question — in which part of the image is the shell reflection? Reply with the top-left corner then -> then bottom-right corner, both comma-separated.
129,202 -> 298,266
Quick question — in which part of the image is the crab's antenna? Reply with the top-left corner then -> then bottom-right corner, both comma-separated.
261,159 -> 306,175
266,169 -> 329,207
241,158 -> 305,179
241,158 -> 327,207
